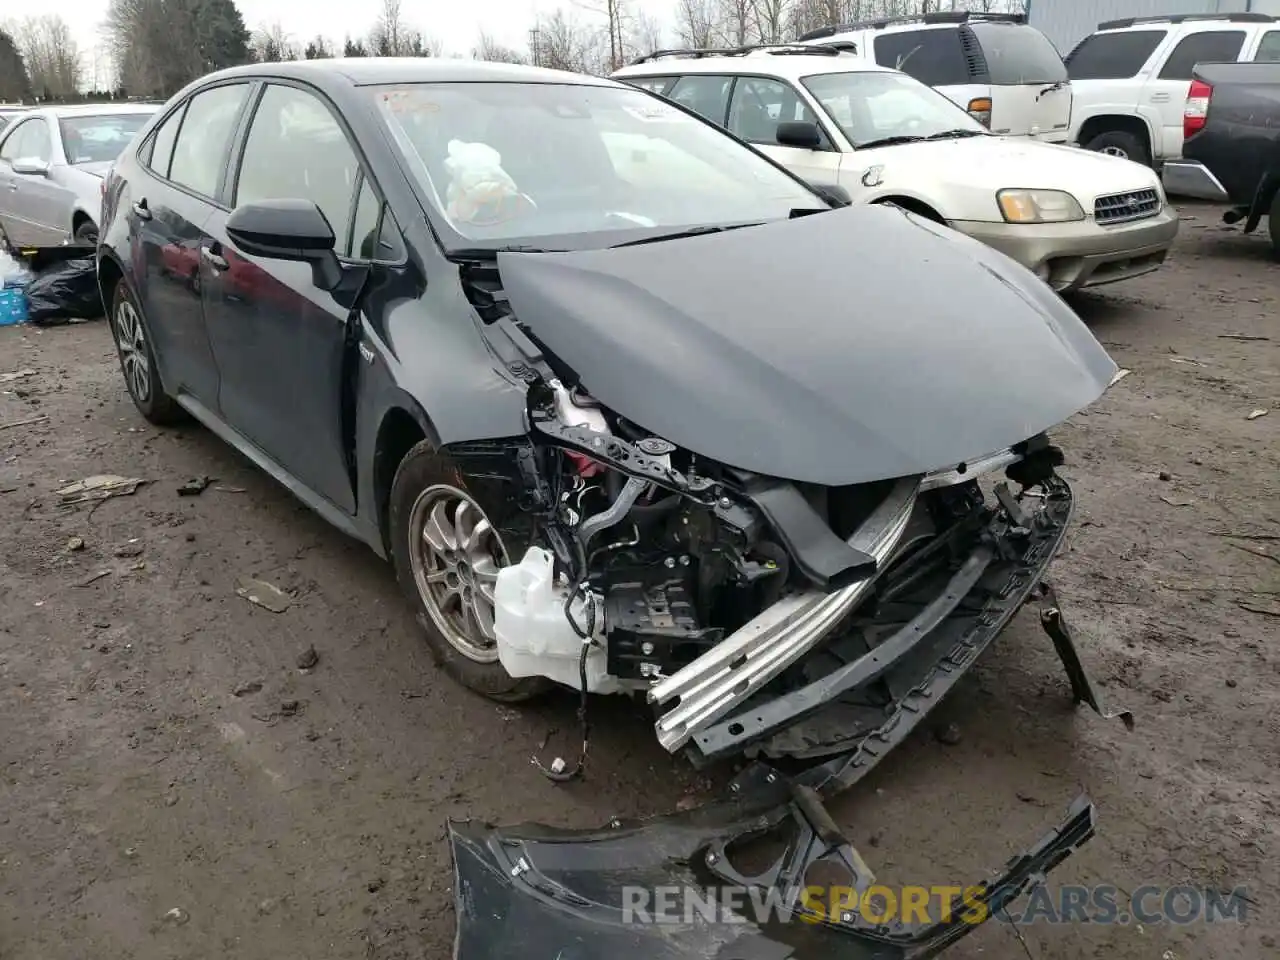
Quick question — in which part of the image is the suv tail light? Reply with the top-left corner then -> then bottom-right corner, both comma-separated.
1184,79 -> 1212,139
966,97 -> 992,128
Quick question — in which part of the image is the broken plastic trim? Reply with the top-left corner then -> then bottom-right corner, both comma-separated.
449,775 -> 1097,960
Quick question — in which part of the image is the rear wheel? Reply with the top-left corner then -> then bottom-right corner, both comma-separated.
1083,130 -> 1150,167
1269,191 -> 1280,260
389,441 -> 548,702
109,281 -> 185,425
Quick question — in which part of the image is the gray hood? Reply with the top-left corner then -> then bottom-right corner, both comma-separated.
498,205 -> 1116,486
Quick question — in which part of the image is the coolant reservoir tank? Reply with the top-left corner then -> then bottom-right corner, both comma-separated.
494,547 -> 618,693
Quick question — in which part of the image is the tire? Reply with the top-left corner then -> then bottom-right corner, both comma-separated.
73,220 -> 98,245
1269,191 -> 1280,261
388,440 -> 549,702
108,280 -> 185,425
1083,130 -> 1150,167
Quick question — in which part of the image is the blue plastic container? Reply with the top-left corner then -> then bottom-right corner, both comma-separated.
0,286 -> 28,325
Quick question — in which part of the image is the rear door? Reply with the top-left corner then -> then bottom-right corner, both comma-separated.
200,81 -> 374,514
1151,29 -> 1247,157
967,22 -> 1071,143
130,82 -> 255,408
725,75 -> 843,186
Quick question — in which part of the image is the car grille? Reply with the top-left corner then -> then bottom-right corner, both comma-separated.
1094,189 -> 1161,225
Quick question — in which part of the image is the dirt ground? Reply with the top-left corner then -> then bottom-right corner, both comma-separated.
0,202 -> 1276,960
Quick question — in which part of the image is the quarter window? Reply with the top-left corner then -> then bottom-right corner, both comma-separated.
235,84 -> 361,255
628,76 -> 676,95
728,77 -> 825,146
1066,30 -> 1165,80
349,174 -> 402,261
665,75 -> 733,124
1157,31 -> 1246,80
144,103 -> 187,179
873,29 -> 971,86
169,83 -> 251,198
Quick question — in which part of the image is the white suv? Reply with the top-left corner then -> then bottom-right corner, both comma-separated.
798,11 -> 1072,143
1066,12 -> 1280,166
613,47 -> 1178,294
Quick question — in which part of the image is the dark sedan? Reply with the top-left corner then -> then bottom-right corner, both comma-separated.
99,55 -> 1116,764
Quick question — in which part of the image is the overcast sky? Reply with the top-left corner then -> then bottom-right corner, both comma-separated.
58,0 -> 671,84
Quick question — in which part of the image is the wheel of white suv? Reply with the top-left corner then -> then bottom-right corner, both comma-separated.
1084,130 -> 1150,167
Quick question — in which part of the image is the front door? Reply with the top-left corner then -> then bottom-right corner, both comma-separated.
726,76 -> 844,187
201,81 -> 367,514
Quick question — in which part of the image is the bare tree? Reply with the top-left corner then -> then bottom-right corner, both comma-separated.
473,29 -> 526,64
752,0 -> 791,43
371,0 -> 405,56
535,8 -> 607,74
674,0 -> 722,48
9,16 -> 81,98
720,0 -> 756,46
627,9 -> 664,60
253,21 -> 297,61
304,35 -> 333,59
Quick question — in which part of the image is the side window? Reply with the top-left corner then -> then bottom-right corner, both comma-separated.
1066,30 -> 1166,80
1255,30 -> 1280,62
1158,31 -> 1246,80
728,77 -> 825,146
666,75 -> 733,125
169,83 -> 251,198
144,103 -> 187,179
235,84 -> 360,254
1,119 -> 51,163
349,174 -> 402,261
873,30 -> 971,86
628,76 -> 676,95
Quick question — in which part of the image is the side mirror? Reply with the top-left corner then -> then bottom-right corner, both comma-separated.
776,120 -> 823,150
809,182 -> 853,207
12,157 -> 50,176
226,198 -> 343,290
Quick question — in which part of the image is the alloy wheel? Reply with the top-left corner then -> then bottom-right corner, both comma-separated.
408,485 -> 509,663
1099,146 -> 1128,159
114,299 -> 151,403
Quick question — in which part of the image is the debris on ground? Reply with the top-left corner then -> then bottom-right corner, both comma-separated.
0,368 -> 36,383
214,485 -> 246,494
935,722 -> 962,746
76,570 -> 111,587
235,577 -> 293,614
162,907 -> 189,926
1218,334 -> 1270,342
57,475 -> 146,504
113,539 -> 144,558
233,680 -> 264,697
1246,409 -> 1268,420
177,476 -> 214,496
296,645 -> 319,670
1160,495 -> 1196,507
0,414 -> 49,432
66,536 -> 85,552
23,257 -> 103,326
1109,368 -> 1132,387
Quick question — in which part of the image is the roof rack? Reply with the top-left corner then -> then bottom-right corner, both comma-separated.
799,10 -> 1023,41
630,42 -> 855,64
1098,12 -> 1275,30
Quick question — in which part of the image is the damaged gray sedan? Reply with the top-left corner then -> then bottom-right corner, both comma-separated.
100,58 -> 1127,956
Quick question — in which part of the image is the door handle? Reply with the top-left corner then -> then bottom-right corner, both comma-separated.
1149,93 -> 1171,103
131,200 -> 152,220
200,246 -> 228,270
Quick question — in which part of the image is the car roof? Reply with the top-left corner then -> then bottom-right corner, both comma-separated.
201,56 -> 616,89
23,103 -> 160,118
1092,12 -> 1275,33
615,50 -> 894,81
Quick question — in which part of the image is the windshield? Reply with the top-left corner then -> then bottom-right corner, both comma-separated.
371,82 -> 820,251
59,113 -> 154,164
802,70 -> 986,147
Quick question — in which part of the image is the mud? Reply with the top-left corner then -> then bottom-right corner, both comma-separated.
0,203 -> 1276,959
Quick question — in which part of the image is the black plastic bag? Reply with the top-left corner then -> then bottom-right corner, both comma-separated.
24,257 -> 104,326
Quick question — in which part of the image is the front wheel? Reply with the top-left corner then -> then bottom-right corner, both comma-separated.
388,441 -> 548,702
74,220 -> 98,245
109,281 -> 185,425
